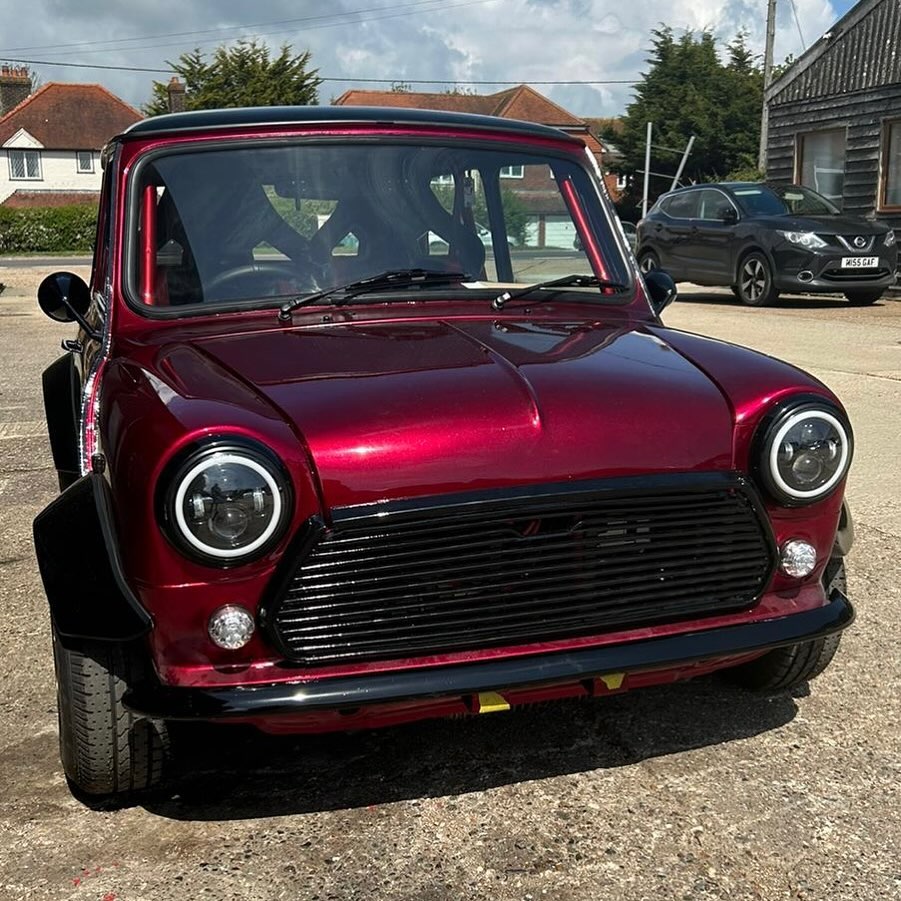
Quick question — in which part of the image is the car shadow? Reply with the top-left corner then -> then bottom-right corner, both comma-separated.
674,289 -> 886,310
140,677 -> 800,821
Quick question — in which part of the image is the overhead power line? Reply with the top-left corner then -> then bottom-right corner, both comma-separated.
0,0 -> 492,59
0,56 -> 639,85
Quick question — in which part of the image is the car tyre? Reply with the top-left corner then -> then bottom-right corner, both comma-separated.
638,250 -> 660,275
726,559 -> 846,692
736,252 -> 779,306
54,634 -> 169,797
843,289 -> 883,305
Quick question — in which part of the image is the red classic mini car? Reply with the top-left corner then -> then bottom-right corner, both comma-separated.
34,107 -> 855,798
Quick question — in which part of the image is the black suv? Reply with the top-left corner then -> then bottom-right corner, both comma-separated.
637,182 -> 898,306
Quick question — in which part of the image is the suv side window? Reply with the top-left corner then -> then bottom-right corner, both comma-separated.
696,189 -> 735,221
661,192 -> 700,219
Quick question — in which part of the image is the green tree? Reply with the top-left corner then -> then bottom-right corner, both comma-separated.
614,27 -> 763,204
144,40 -> 321,115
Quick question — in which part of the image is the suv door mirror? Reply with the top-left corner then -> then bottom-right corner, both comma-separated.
37,272 -> 99,338
720,206 -> 738,224
644,269 -> 677,316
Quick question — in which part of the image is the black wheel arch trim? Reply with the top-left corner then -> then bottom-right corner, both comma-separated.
833,500 -> 855,557
33,472 -> 152,643
123,589 -> 853,720
41,353 -> 80,490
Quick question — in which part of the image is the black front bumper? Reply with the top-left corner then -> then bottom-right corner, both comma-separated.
124,590 -> 854,720
772,245 -> 897,293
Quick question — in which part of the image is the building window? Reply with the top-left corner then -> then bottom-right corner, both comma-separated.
880,119 -> 901,210
500,165 -> 524,178
8,149 -> 41,180
76,151 -> 94,173
797,130 -> 846,207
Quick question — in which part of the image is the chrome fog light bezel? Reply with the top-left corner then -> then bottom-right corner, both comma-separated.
208,605 -> 256,650
780,539 -> 818,578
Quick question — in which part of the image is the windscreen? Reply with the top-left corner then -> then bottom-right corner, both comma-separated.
732,184 -> 840,217
128,141 -> 630,311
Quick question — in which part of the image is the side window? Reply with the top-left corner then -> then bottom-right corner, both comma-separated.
662,192 -> 700,219
697,190 -> 733,221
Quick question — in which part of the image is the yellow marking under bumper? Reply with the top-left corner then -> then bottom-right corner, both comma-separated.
477,691 -> 511,713
597,672 -> 625,691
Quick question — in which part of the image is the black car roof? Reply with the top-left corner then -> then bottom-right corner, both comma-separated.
120,105 -> 585,145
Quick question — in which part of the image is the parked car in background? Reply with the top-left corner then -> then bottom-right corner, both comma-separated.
621,220 -> 637,252
637,182 -> 898,306
34,107 -> 854,799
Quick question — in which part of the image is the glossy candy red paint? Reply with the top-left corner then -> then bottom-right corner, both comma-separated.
33,107 -> 856,797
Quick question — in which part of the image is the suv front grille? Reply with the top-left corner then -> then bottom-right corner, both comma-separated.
267,475 -> 775,666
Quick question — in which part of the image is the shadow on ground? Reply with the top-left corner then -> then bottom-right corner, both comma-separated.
140,677 -> 799,821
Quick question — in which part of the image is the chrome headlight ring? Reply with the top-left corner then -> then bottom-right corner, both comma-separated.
754,399 -> 853,506
158,439 -> 293,565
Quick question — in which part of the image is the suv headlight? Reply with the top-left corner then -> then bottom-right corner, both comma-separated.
885,229 -> 896,247
160,440 -> 292,563
755,401 -> 853,505
777,230 -> 827,249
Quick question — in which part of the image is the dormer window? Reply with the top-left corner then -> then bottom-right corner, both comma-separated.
8,149 -> 41,180
76,151 -> 94,173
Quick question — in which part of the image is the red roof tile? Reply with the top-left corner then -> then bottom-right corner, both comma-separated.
0,83 -> 141,150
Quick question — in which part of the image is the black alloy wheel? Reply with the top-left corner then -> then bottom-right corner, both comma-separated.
638,250 -> 660,275
736,252 -> 779,306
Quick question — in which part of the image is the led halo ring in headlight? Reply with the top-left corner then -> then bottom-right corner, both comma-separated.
161,440 -> 293,564
757,401 -> 852,505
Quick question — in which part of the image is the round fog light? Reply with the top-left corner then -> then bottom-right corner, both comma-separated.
208,605 -> 255,650
780,539 -> 817,578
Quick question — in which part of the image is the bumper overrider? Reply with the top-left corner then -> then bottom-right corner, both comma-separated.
123,592 -> 853,720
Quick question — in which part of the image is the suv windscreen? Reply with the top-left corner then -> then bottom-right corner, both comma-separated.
731,184 -> 840,217
128,142 -> 630,311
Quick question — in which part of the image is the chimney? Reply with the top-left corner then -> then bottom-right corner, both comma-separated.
0,66 -> 32,116
167,77 -> 186,114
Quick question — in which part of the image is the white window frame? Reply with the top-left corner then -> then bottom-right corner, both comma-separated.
500,164 -> 524,179
76,151 -> 94,174
8,148 -> 42,180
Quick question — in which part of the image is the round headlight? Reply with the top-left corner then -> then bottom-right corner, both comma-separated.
162,442 -> 292,563
757,403 -> 852,504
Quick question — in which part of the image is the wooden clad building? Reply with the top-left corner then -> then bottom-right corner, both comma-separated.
764,0 -> 901,232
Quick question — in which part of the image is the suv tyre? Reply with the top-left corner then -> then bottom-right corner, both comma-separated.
638,249 -> 660,275
736,252 -> 779,306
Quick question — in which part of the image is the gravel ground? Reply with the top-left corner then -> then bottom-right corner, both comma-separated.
1,267 -> 899,901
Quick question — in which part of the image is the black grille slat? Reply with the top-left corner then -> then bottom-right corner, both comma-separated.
289,530 -> 764,586
276,569 -> 766,634
284,549 -> 768,607
269,479 -> 774,665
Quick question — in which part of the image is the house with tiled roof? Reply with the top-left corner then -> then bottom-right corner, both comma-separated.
335,85 -> 620,246
0,68 -> 141,206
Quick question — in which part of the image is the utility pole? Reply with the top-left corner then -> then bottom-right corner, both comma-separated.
642,121 -> 652,217
758,0 -> 777,172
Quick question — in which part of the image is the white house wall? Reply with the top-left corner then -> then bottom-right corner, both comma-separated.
0,147 -> 101,203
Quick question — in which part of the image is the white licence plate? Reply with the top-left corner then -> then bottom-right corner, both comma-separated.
841,256 -> 878,268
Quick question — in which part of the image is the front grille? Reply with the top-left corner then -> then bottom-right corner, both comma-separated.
268,475 -> 775,666
822,266 -> 891,282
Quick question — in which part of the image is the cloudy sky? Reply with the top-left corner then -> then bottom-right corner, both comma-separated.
1,0 -> 854,116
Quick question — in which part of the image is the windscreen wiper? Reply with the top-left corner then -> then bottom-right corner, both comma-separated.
491,274 -> 628,311
278,269 -> 471,321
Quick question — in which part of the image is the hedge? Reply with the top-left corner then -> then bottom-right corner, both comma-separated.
0,205 -> 98,254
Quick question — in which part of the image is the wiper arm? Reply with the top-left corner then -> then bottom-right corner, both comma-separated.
491,274 -> 627,311
278,269 -> 470,321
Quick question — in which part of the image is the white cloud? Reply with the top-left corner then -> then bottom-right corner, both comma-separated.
0,0 -> 843,116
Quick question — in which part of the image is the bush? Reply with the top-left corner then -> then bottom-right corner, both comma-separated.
0,205 -> 98,254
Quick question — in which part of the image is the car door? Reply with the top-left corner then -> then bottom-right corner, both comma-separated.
647,192 -> 699,279
688,189 -> 739,283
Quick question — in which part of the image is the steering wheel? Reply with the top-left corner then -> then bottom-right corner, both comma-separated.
206,261 -> 317,297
